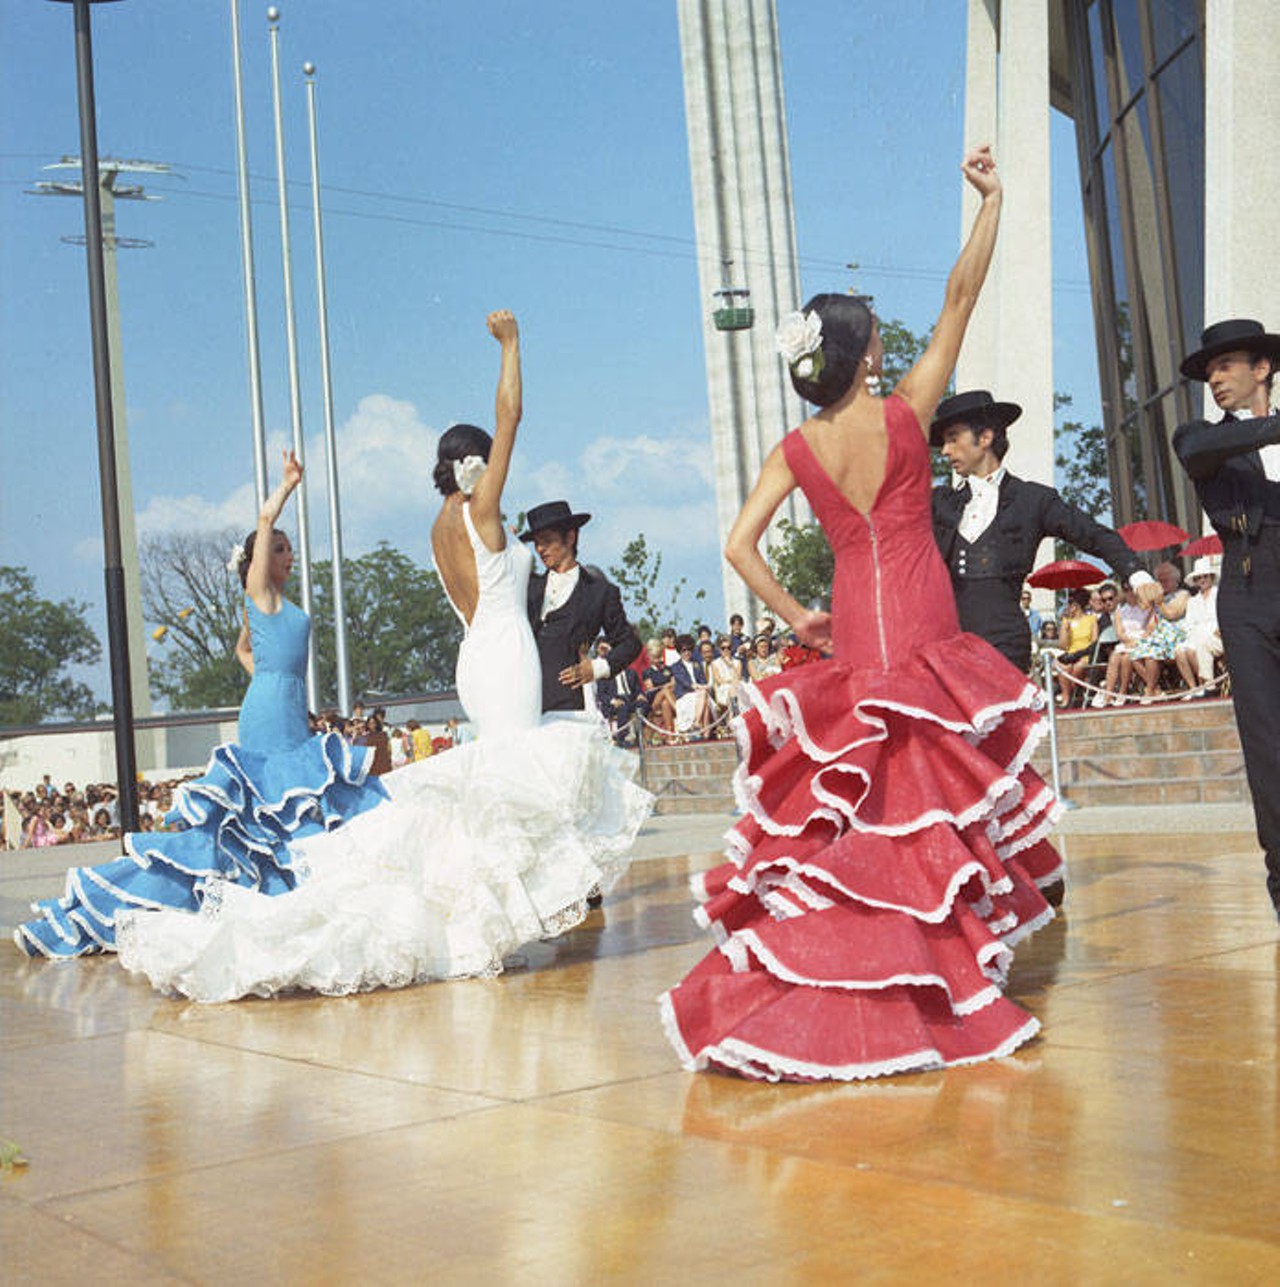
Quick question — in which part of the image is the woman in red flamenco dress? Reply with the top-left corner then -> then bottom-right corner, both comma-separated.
660,146 -> 1063,1082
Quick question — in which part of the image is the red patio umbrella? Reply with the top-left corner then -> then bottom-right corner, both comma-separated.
1026,559 -> 1108,590
1118,519 -> 1190,551
1180,533 -> 1224,558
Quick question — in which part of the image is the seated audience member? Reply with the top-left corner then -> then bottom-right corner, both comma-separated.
1130,561 -> 1190,702
1020,587 -> 1043,639
708,635 -> 744,722
671,634 -> 712,739
1055,590 -> 1098,706
1091,584 -> 1156,707
409,720 -> 435,762
641,638 -> 677,741
23,805 -> 63,848
1175,557 -> 1223,698
1093,581 -> 1120,664
594,639 -> 641,744
747,633 -> 782,683
90,806 -> 117,839
726,613 -> 748,657
660,627 -> 679,666
754,617 -> 777,654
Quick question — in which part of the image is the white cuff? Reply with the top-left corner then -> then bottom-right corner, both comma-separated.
591,657 -> 610,681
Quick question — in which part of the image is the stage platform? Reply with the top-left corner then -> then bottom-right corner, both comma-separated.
3,807 -> 1278,1281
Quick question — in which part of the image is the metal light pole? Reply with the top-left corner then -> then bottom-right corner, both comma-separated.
304,62 -> 352,716
29,156 -> 167,774
47,0 -> 139,834
228,0 -> 269,507
267,5 -> 318,711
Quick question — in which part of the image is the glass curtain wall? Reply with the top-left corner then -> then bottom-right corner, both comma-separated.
1062,0 -> 1203,531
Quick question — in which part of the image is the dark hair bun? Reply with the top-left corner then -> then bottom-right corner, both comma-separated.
788,293 -> 874,407
433,423 -> 494,496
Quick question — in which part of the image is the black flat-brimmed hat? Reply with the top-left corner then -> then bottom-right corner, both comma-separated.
1180,318 -> 1280,381
929,390 -> 1022,448
519,500 -> 592,542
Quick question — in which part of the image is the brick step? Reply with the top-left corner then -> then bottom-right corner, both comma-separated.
635,705 -> 1252,815
639,740 -> 738,816
1046,726 -> 1244,756
1050,700 -> 1236,737
1052,776 -> 1252,808
1031,746 -> 1245,786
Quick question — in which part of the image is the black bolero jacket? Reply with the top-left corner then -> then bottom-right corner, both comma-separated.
526,563 -> 641,713
1172,413 -> 1280,543
932,472 -> 1145,585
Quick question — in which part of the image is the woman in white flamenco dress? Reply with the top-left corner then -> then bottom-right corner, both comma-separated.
117,312 -> 652,1002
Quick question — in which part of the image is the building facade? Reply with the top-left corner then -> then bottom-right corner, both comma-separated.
1048,0 -> 1276,532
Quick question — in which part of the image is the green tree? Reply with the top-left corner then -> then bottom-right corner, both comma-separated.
141,529 -> 248,711
311,543 -> 461,703
877,316 -> 931,391
1054,392 -> 1112,520
608,534 -> 706,641
767,517 -> 834,609
0,566 -> 101,724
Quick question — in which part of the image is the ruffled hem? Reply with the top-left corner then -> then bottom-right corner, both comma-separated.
116,719 -> 654,1001
660,631 -> 1059,1083
14,732 -> 386,959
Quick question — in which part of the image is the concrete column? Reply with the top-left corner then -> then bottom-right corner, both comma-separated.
678,0 -> 808,627
958,0 -> 999,389
1203,0 -> 1280,412
994,0 -> 1054,490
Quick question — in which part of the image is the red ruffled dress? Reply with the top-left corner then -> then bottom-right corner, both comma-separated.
659,397 -> 1062,1081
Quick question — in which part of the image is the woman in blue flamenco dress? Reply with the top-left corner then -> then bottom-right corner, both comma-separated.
660,146 -> 1064,1082
100,311 -> 651,1001
14,451 -> 388,958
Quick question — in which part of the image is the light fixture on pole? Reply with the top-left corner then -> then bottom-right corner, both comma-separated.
303,62 -> 352,717
267,5 -> 319,712
228,0 -> 269,508
29,155 -> 172,772
45,0 -> 139,834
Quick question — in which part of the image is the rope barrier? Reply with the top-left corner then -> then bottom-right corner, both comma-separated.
633,700 -> 736,744
1046,656 -> 1227,706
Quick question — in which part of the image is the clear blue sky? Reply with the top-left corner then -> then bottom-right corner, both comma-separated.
0,1 -> 1099,706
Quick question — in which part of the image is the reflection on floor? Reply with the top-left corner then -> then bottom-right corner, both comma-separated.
3,827 -> 1279,1279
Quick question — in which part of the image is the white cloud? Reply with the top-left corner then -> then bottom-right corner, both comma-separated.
120,392 -> 732,622
579,434 -> 715,491
135,483 -> 257,538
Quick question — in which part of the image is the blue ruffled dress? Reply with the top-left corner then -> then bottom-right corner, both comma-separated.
14,597 -> 388,957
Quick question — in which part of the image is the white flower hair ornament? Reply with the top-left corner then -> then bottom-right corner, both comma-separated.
453,455 -> 488,496
776,310 -> 825,381
226,542 -> 246,573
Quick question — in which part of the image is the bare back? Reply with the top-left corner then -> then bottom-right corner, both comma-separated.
798,397 -> 889,517
432,498 -> 480,626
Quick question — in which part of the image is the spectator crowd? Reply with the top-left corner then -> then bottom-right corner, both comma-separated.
3,706 -> 467,852
1027,557 -> 1225,709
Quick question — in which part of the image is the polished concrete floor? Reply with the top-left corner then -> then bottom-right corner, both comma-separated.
3,813 -> 1279,1283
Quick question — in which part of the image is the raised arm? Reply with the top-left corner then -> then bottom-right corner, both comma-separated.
725,444 -> 832,652
1173,413 -> 1280,481
245,450 -> 303,613
468,310 -> 522,548
896,146 -> 1003,430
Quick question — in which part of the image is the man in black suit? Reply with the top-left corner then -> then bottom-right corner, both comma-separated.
522,500 -> 642,714
931,390 -> 1161,673
594,639 -> 642,745
1173,318 -> 1280,920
